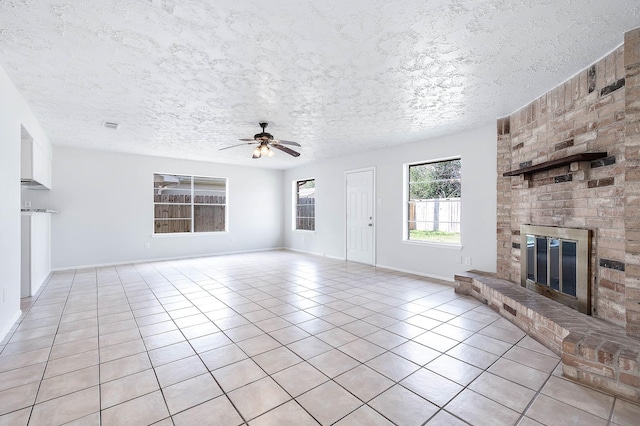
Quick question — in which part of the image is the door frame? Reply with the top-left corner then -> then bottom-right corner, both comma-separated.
344,166 -> 376,265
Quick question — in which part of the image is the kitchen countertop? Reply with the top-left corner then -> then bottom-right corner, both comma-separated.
21,208 -> 60,214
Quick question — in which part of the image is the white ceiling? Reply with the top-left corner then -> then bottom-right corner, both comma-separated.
1,1 -> 639,169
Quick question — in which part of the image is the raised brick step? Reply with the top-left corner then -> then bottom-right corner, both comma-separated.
455,270 -> 640,402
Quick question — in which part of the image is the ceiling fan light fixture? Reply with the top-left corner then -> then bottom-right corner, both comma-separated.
220,122 -> 301,159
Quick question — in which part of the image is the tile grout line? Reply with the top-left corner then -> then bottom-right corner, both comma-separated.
218,272 -> 483,424
93,266 -> 104,425
132,263 -> 189,425
608,398 -> 617,426
210,274 -> 478,424
106,264 -> 152,423
146,263 -> 365,425
512,356 -> 562,425
146,259 -> 249,425
172,263 -> 358,424
26,268 -> 76,424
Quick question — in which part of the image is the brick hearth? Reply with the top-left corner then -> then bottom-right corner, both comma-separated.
455,271 -> 640,402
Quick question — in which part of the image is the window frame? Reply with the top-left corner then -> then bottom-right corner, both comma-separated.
153,172 -> 228,236
403,157 -> 462,247
293,178 -> 316,232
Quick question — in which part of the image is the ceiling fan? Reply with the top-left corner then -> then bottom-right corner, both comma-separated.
220,122 -> 301,158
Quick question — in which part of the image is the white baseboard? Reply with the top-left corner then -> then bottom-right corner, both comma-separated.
0,309 -> 22,344
283,247 -> 346,261
283,249 -> 453,283
51,247 -> 286,271
374,263 -> 454,284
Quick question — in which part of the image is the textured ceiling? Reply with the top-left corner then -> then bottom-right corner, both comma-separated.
1,1 -> 639,169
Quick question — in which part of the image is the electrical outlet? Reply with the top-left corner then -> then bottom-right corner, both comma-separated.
464,257 -> 472,266
24,201 -> 32,208
145,242 -> 150,249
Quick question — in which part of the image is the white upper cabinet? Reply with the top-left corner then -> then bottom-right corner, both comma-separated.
21,125 -> 51,189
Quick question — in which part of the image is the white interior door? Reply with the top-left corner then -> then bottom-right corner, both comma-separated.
346,169 -> 375,265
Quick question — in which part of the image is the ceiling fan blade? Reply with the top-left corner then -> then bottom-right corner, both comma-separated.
273,139 -> 301,147
219,142 -> 256,151
238,138 -> 256,141
271,144 -> 300,157
252,153 -> 260,159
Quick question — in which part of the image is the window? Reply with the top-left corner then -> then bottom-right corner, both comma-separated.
153,173 -> 227,234
406,158 -> 461,244
294,179 -> 315,231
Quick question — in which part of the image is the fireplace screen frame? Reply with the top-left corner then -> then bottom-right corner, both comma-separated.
520,225 -> 592,314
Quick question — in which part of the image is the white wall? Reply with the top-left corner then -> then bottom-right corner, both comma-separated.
0,67 -> 53,342
283,125 -> 497,281
37,147 -> 284,269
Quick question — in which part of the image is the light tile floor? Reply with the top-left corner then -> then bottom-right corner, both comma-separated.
1,250 -> 639,425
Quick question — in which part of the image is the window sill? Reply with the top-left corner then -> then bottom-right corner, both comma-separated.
402,240 -> 463,250
152,231 -> 229,238
292,229 -> 316,234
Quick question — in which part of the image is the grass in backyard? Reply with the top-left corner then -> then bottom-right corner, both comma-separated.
409,230 -> 460,244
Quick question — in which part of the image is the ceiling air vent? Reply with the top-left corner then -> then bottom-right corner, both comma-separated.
103,121 -> 120,130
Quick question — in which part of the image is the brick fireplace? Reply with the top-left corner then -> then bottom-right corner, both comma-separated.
457,27 -> 640,402
497,27 -> 640,336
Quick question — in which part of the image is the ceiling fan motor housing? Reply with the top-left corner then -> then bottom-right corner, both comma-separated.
254,131 -> 273,141
255,122 -> 273,141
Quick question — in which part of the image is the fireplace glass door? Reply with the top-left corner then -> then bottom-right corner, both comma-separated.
526,236 -> 577,297
521,225 -> 591,314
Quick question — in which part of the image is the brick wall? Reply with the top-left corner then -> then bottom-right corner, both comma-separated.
625,29 -> 640,338
497,29 -> 640,331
